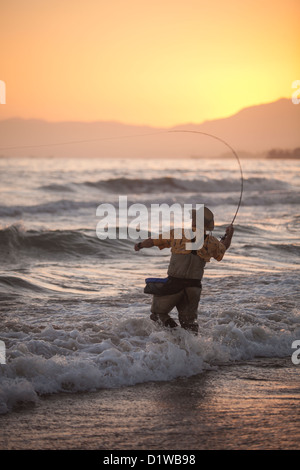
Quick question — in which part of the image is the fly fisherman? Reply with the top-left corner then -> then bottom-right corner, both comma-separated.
134,207 -> 234,334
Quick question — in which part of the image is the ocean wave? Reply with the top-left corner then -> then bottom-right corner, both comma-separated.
241,191 -> 300,206
1,309 -> 299,414
0,199 -> 94,217
241,242 -> 300,256
0,275 -> 50,293
38,183 -> 74,192
33,176 -> 290,195
286,214 -> 300,233
0,225 -> 132,260
82,176 -> 289,194
1,178 -> 295,219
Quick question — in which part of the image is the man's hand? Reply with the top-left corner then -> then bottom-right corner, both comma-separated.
221,224 -> 234,249
225,224 -> 234,237
134,238 -> 154,251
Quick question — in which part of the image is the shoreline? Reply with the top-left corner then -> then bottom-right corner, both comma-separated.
1,357 -> 299,450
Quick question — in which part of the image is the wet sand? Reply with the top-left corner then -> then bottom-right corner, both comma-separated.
0,358 -> 299,451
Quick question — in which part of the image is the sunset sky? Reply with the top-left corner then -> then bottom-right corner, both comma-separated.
1,0 -> 299,127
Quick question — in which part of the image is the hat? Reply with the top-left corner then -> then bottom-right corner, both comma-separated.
191,206 -> 214,231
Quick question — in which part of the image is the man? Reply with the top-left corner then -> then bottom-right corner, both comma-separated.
134,207 -> 234,334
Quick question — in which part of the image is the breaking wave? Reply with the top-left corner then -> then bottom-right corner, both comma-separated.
0,175 -> 296,218
0,224 -> 132,260
1,308 -> 299,414
0,199 -> 94,217
82,176 -> 288,194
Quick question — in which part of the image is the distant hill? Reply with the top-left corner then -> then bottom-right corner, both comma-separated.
0,98 -> 299,158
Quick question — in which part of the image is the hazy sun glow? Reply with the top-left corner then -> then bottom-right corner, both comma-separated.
1,0 -> 299,126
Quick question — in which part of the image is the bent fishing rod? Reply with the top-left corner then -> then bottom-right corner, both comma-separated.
168,129 -> 244,227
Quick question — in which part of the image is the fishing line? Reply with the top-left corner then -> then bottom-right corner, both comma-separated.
0,130 -> 167,150
0,129 -> 243,224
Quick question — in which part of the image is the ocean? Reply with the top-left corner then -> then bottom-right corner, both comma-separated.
0,155 -> 299,450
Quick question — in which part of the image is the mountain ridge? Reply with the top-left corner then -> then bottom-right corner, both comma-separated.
0,98 -> 299,158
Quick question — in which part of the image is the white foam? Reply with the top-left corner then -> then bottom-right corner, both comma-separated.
0,378 -> 37,414
1,313 -> 299,414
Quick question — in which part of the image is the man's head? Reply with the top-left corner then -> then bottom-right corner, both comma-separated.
191,206 -> 214,231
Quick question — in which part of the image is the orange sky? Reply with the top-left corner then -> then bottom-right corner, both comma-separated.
1,0 -> 299,126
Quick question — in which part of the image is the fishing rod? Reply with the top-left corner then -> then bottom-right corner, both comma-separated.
168,129 -> 244,226
0,129 -> 244,226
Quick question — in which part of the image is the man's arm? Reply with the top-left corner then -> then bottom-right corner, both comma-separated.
134,238 -> 154,251
135,232 -> 172,251
220,224 -> 234,250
